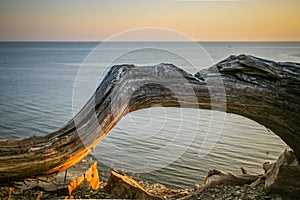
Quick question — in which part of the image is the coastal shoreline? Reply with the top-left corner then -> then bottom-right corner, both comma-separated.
0,174 -> 287,200
0,154 -> 293,200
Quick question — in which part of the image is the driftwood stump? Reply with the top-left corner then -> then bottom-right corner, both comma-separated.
265,149 -> 300,197
0,55 -> 299,190
103,170 -> 161,200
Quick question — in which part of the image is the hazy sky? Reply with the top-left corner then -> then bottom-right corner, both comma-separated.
0,0 -> 299,41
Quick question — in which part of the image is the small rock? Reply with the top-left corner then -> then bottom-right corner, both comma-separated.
241,185 -> 248,192
264,195 -> 272,199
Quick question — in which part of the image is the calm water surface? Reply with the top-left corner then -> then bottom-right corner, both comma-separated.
1,42 -> 299,188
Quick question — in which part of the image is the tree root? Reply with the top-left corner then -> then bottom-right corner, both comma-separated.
1,55 -> 300,182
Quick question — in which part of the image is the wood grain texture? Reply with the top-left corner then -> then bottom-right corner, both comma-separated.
0,54 -> 299,182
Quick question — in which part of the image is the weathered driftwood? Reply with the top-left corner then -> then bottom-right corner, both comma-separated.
179,149 -> 300,199
0,54 -> 299,182
10,158 -> 99,196
179,167 -> 261,200
103,170 -> 189,199
265,149 -> 300,197
104,170 -> 161,200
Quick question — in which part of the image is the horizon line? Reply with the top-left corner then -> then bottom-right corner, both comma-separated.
1,40 -> 300,43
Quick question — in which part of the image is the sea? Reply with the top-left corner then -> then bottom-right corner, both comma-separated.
0,42 -> 299,189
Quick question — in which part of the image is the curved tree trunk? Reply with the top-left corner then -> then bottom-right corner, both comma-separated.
0,54 -> 299,182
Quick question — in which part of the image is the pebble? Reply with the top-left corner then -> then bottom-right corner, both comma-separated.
194,184 -> 287,200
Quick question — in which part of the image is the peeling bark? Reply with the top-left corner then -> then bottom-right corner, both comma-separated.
0,54 -> 299,182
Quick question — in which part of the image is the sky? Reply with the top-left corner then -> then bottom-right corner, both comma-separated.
0,0 -> 299,41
